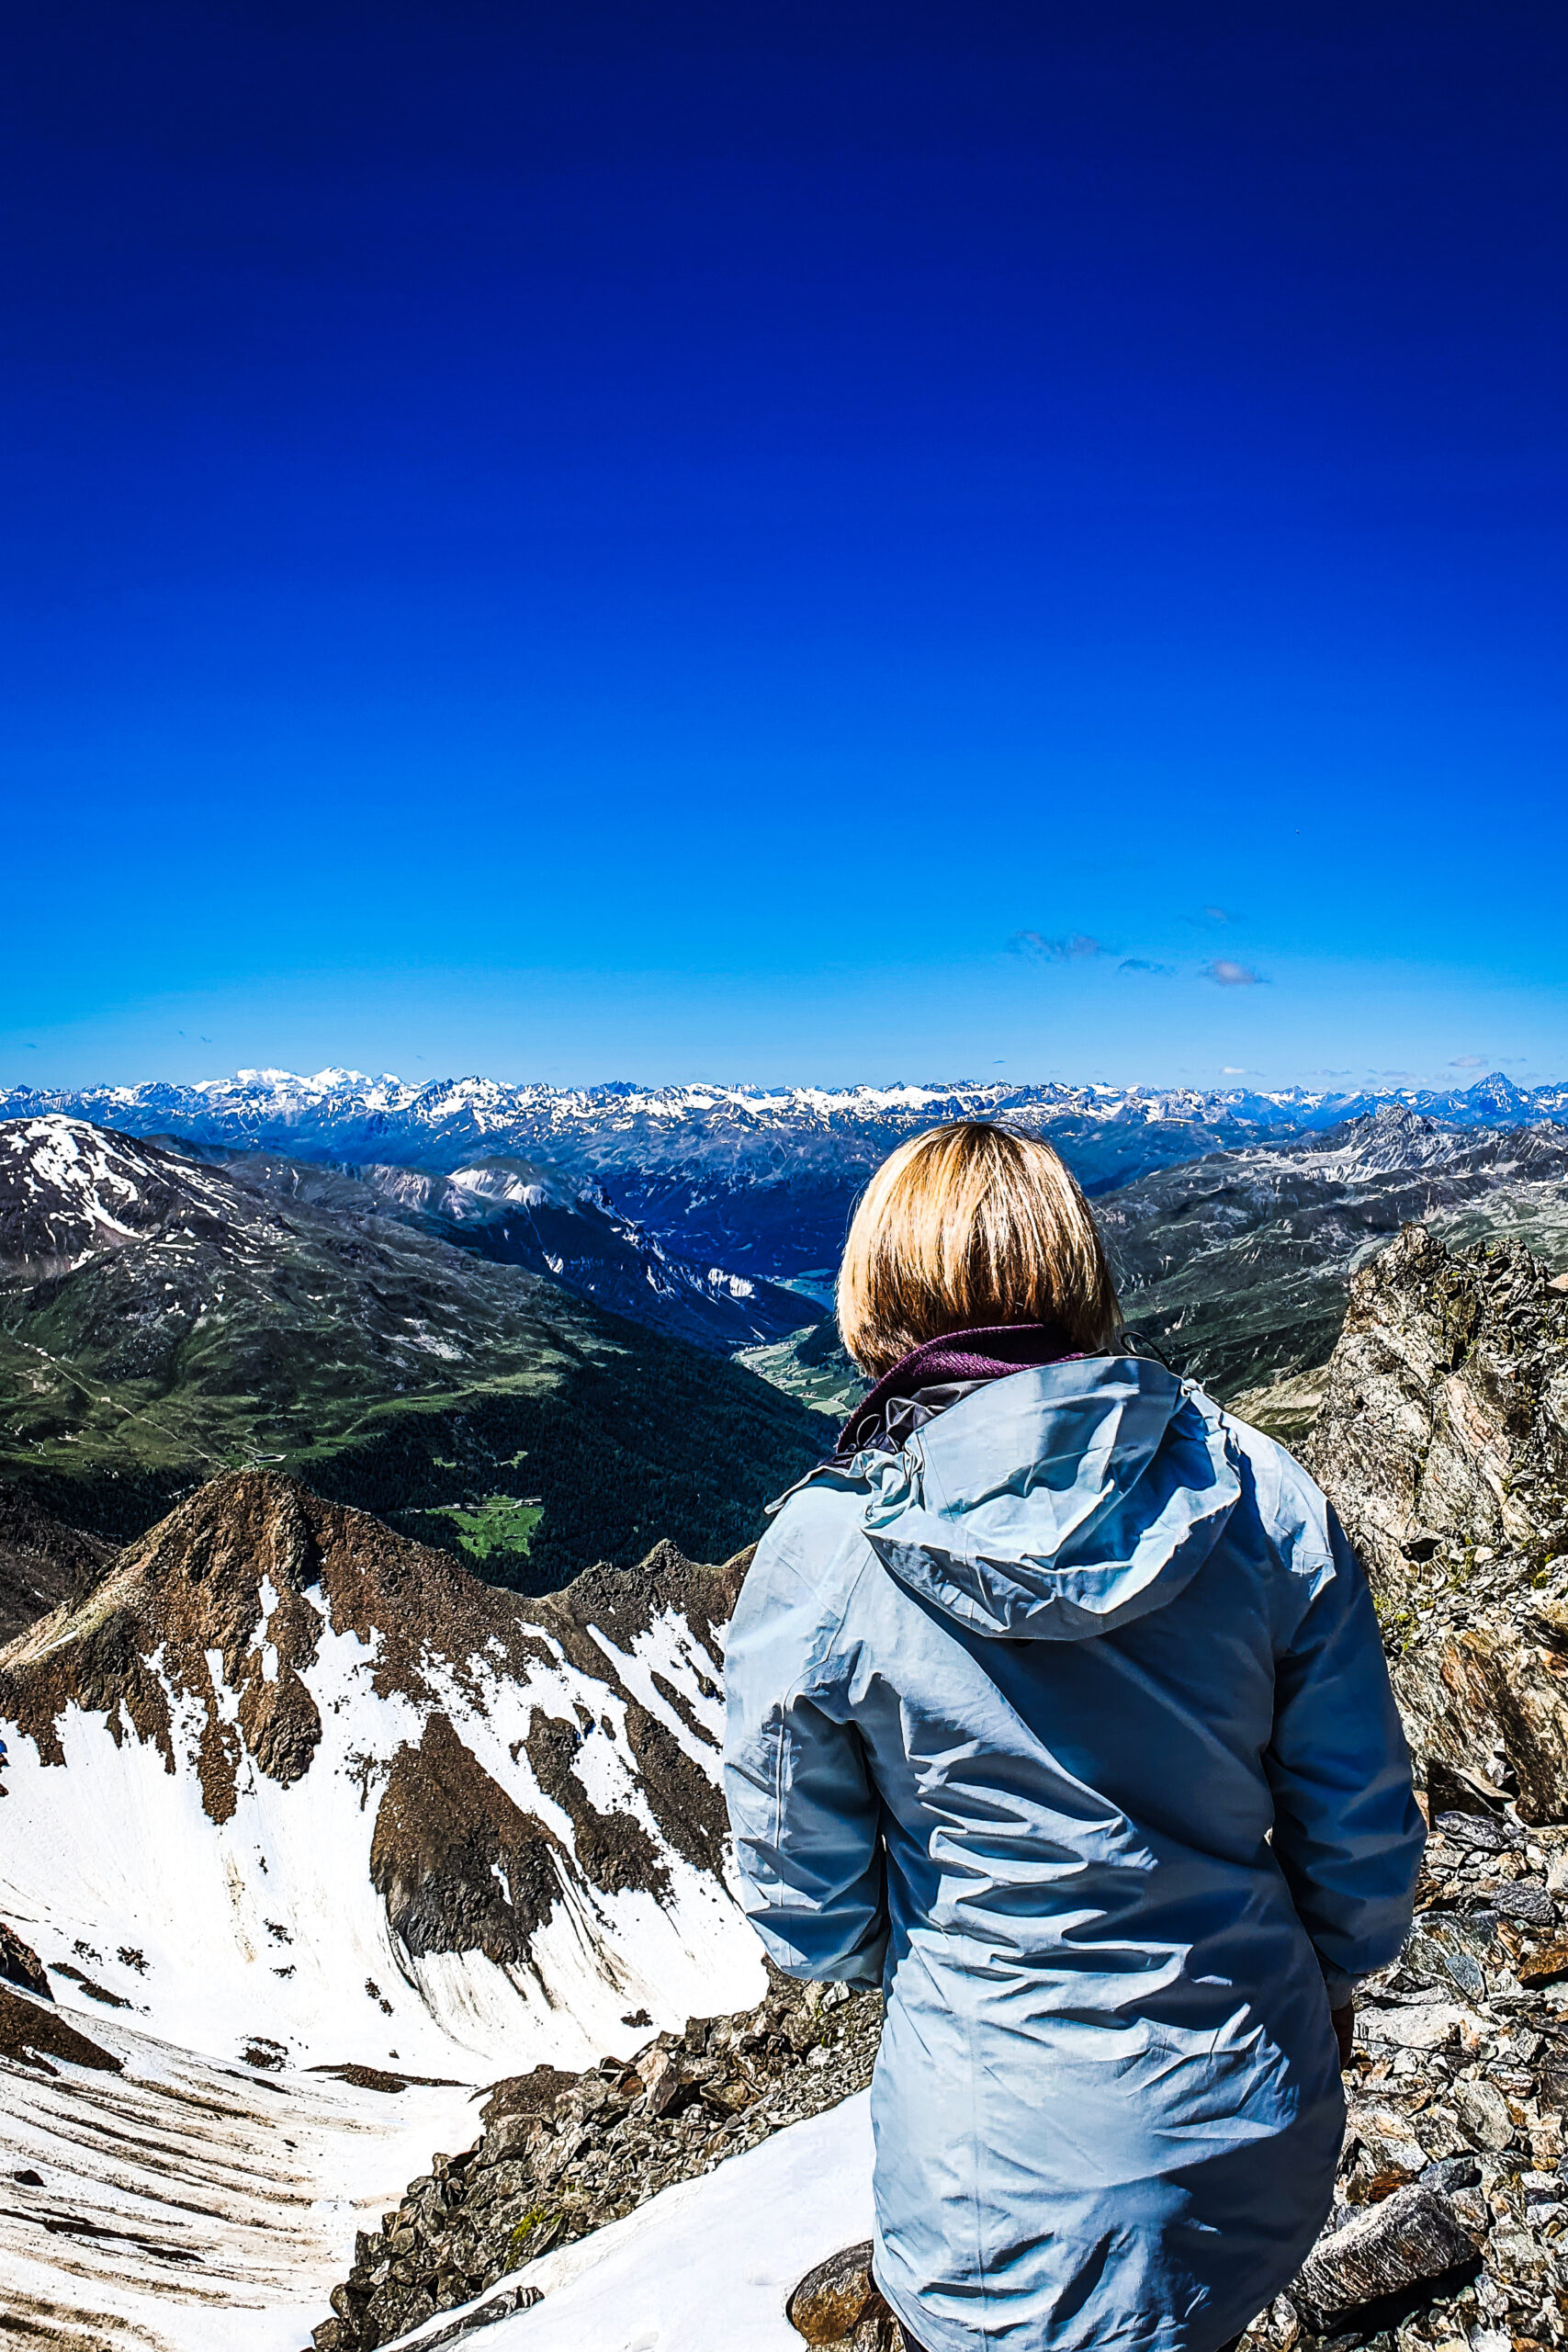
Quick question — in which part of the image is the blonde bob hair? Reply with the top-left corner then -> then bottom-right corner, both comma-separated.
836,1121 -> 1120,1379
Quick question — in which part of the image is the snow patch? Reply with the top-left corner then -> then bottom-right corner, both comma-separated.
385,2093 -> 874,2352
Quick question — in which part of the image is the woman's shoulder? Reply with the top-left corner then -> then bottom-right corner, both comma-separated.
734,1464 -> 877,1612
1207,1392 -> 1337,1582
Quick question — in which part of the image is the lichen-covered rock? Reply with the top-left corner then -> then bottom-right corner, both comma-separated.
1305,1226 -> 1568,1819
786,2241 -> 879,2342
785,2239 -> 904,2348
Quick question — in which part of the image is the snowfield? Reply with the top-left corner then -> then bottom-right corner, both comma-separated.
0,1994 -> 485,2352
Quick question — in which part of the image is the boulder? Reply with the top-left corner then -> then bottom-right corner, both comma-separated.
786,2242 -> 902,2349
1292,2185 -> 1479,2324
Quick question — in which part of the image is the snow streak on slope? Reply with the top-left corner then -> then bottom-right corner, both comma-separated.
0,1988 -> 483,2352
0,1477 -> 766,2084
0,1116 -> 240,1276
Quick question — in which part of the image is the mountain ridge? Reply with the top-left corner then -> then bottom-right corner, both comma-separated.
0,1469 -> 765,2080
7,1068 -> 1563,1282
1101,1104 -> 1568,1407
8,1063 -> 1562,1140
0,1117 -> 834,1577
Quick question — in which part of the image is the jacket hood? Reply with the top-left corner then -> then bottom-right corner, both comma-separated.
852,1356 -> 1240,1641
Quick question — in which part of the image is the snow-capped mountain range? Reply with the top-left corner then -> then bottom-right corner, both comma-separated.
6,1064 -> 1562,1280
5,1063 -> 1562,1157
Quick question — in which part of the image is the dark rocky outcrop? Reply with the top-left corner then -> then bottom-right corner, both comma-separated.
0,1983 -> 120,2076
0,1919 -> 51,2000
0,1481 -> 115,1645
369,1713 -> 571,1964
1280,1225 -> 1568,2346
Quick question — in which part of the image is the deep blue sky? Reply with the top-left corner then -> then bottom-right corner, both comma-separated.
3,2 -> 1565,1090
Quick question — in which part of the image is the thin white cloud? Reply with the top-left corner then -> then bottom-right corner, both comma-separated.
1009,931 -> 1105,962
1203,958 -> 1263,987
1449,1055 -> 1485,1069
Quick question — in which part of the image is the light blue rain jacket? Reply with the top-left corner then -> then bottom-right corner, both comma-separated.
723,1358 -> 1424,2352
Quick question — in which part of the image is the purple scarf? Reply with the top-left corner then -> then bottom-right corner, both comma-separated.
836,1321 -> 1076,1458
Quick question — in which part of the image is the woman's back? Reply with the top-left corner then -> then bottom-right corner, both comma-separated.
725,1356 -> 1424,2352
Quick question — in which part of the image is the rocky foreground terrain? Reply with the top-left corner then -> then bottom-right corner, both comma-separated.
309,1967 -> 880,2348
307,1795 -> 1568,2352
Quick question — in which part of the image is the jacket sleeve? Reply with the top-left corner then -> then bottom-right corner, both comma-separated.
1266,1507 -> 1426,2007
722,1537 -> 888,1986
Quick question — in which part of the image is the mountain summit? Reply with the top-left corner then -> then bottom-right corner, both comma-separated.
0,1472 -> 766,2077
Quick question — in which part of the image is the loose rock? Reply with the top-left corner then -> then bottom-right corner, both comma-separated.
786,2241 -> 884,2343
1292,2186 -> 1479,2324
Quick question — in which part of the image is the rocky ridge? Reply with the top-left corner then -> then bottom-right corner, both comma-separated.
308,1966 -> 881,2349
1275,1223 -> 1568,2348
1101,1109 -> 1568,1406
1305,1225 -> 1568,1821
0,1475 -> 769,2078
